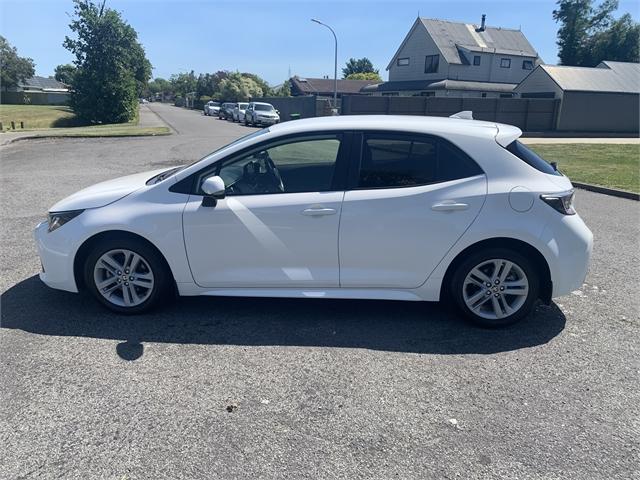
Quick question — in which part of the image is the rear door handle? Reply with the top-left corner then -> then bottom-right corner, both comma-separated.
431,201 -> 469,212
301,207 -> 337,216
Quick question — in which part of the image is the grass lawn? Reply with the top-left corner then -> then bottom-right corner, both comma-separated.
0,105 -> 77,129
0,104 -> 169,137
529,143 -> 640,193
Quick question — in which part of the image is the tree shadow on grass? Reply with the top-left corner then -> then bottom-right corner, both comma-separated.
1,276 -> 566,360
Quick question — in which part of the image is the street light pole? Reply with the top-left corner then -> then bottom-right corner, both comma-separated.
311,18 -> 338,114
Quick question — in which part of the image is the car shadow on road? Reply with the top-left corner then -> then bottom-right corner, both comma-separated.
1,276 -> 566,359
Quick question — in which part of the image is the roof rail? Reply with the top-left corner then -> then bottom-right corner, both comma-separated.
449,111 -> 474,120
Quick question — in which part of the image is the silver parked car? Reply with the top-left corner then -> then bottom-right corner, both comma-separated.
244,102 -> 280,126
232,102 -> 249,122
203,101 -> 220,116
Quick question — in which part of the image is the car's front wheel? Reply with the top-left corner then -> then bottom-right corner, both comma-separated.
451,248 -> 539,328
84,237 -> 171,314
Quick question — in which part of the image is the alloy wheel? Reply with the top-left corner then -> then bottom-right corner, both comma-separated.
93,249 -> 155,307
462,258 -> 529,320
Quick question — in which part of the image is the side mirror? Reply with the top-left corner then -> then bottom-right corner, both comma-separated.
201,175 -> 225,207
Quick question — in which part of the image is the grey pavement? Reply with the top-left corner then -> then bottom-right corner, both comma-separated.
1,103 -> 639,480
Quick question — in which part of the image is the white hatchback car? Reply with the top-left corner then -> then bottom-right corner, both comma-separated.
35,115 -> 592,327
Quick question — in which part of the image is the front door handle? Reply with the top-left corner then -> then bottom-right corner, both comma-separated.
301,207 -> 337,216
431,201 -> 469,212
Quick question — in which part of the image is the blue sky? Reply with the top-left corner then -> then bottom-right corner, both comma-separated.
1,0 -> 638,85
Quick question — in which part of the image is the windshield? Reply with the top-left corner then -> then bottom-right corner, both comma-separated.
176,128 -> 271,171
255,104 -> 274,111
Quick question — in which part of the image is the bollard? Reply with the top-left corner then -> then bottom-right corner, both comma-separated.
20,121 -> 24,129
11,121 -> 15,130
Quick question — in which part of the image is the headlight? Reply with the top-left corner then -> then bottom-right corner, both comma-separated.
48,209 -> 84,232
540,190 -> 576,215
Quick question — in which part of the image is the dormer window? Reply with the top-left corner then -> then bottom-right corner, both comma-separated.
424,54 -> 440,73
522,60 -> 533,70
500,58 -> 511,68
473,55 -> 481,66
397,57 -> 410,66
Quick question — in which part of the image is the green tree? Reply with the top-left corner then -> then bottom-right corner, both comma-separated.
275,79 -> 291,97
346,72 -> 382,82
241,72 -> 272,96
170,71 -> 197,97
553,0 -> 638,65
583,13 -> 640,64
0,36 -> 35,89
217,72 -> 264,101
146,77 -> 171,99
342,57 -> 378,78
64,0 -> 152,123
54,64 -> 77,85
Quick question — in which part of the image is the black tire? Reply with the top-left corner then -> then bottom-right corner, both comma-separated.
450,248 -> 539,328
84,236 -> 172,314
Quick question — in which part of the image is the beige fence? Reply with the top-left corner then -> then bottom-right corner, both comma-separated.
340,96 -> 560,132
0,91 -> 70,106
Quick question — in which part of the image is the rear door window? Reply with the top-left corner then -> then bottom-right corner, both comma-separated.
356,133 -> 483,189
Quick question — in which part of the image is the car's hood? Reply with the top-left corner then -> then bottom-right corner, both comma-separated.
49,168 -> 169,212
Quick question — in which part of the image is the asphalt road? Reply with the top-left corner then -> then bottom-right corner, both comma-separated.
1,104 -> 638,480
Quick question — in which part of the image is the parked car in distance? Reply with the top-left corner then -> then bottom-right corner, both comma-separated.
245,102 -> 280,126
203,101 -> 220,116
34,115 -> 592,327
233,102 -> 249,123
218,102 -> 235,120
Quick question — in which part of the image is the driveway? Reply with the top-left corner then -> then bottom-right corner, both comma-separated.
1,104 -> 638,479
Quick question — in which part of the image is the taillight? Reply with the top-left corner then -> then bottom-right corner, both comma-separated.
540,190 -> 576,215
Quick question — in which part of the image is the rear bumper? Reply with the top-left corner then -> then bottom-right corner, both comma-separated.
540,213 -> 593,297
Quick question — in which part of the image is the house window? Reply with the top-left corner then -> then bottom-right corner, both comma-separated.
522,60 -> 533,70
500,93 -> 514,98
473,55 -> 481,66
500,58 -> 511,68
424,54 -> 440,73
481,92 -> 488,98
381,92 -> 399,97
420,91 -> 435,97
397,57 -> 410,66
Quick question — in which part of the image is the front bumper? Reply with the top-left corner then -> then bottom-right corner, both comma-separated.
34,220 -> 79,293
540,212 -> 593,297
255,117 -> 279,125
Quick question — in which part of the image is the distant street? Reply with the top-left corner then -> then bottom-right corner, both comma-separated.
1,104 -> 639,480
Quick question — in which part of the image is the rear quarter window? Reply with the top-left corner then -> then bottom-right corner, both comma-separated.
506,141 -> 562,176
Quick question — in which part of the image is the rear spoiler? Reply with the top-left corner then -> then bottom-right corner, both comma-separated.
449,111 -> 522,147
495,124 -> 522,147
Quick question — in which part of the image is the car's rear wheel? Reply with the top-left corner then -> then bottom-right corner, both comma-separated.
451,248 -> 539,328
84,238 -> 171,314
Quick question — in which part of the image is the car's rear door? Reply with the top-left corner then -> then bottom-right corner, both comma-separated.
339,131 -> 487,288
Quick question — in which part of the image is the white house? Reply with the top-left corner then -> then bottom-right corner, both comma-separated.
363,16 -> 542,97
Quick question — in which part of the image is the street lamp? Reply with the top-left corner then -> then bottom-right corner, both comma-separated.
311,18 -> 338,114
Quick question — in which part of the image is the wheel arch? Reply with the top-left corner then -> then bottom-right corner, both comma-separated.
73,230 -> 176,293
440,237 -> 552,304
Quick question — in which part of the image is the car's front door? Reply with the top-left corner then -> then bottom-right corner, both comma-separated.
339,132 -> 487,288
182,132 -> 350,288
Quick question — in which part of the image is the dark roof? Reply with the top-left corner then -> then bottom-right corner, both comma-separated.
361,79 -> 516,93
388,17 -> 539,69
517,61 -> 640,94
290,77 -> 377,95
19,76 -> 69,91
